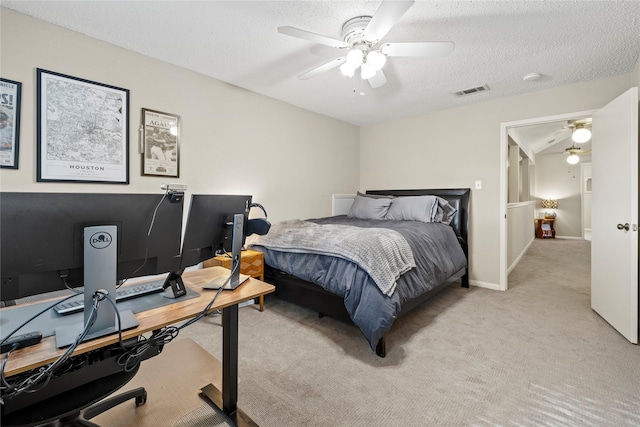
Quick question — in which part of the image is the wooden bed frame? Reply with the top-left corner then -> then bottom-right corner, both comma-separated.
264,188 -> 470,357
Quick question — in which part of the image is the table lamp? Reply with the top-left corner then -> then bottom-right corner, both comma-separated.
541,199 -> 558,219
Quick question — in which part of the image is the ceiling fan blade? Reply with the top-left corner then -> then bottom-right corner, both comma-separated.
364,0 -> 414,42
381,41 -> 455,57
565,146 -> 592,155
367,69 -> 387,88
278,26 -> 348,49
298,57 -> 346,80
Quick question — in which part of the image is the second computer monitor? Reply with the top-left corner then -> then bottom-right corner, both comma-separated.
180,194 -> 252,269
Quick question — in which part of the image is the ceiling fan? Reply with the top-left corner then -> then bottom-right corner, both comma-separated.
277,0 -> 454,88
564,118 -> 592,164
566,118 -> 592,143
564,144 -> 592,165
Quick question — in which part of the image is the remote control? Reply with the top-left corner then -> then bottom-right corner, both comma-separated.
1,332 -> 43,353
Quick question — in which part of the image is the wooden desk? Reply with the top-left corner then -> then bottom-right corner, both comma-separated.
1,268 -> 275,425
204,250 -> 266,312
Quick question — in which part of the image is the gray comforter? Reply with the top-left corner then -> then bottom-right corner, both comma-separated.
250,219 -> 415,296
250,216 -> 467,350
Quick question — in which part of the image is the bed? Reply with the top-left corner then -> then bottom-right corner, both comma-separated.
250,188 -> 470,357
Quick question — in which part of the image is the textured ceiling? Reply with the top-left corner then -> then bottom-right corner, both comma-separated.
3,1 -> 640,126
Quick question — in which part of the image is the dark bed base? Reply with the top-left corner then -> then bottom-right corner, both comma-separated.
265,266 -> 467,357
264,188 -> 470,358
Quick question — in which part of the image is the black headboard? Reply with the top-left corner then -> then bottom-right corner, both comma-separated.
365,188 -> 470,253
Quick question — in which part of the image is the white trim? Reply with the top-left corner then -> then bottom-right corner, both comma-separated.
469,280 -> 502,291
555,235 -> 585,240
507,236 -> 534,274
500,109 -> 597,292
507,201 -> 536,209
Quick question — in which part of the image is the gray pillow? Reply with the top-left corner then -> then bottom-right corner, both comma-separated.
357,191 -> 395,200
385,195 -> 438,222
435,197 -> 457,225
347,195 -> 392,220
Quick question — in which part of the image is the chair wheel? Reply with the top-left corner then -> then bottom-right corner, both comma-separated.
135,392 -> 147,407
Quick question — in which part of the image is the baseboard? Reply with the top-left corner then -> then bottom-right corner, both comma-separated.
469,280 -> 502,291
507,237 -> 534,275
555,235 -> 584,240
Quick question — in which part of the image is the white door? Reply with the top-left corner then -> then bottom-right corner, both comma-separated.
591,87 -> 638,344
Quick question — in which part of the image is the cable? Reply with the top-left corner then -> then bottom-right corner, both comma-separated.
113,262 -> 239,370
58,270 -> 83,296
97,291 -> 125,351
2,249 -> 237,401
119,191 -> 168,287
180,259 -> 239,328
1,292 -> 103,401
0,292 -> 79,350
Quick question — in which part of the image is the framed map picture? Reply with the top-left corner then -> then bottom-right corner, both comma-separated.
36,68 -> 129,183
0,78 -> 22,169
141,108 -> 180,177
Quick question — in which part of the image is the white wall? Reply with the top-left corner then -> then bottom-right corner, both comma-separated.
360,72 -> 636,288
534,153 -> 585,238
507,202 -> 535,273
0,9 -> 360,222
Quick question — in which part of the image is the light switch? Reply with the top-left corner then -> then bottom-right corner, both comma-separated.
475,180 -> 482,190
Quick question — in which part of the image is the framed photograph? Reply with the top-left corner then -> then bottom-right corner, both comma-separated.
0,78 -> 22,169
36,68 -> 129,183
141,108 -> 180,177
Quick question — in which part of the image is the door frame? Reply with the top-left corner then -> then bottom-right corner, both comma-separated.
499,109 -> 596,291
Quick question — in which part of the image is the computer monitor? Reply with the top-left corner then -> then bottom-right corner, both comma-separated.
180,194 -> 252,288
0,192 -> 184,346
1,192 -> 183,302
180,194 -> 252,268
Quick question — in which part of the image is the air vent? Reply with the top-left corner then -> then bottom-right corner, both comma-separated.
452,84 -> 490,97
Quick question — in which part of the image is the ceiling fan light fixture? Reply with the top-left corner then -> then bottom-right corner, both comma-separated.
279,2 -> 454,89
345,49 -> 364,67
339,62 -> 356,77
361,62 -> 376,80
572,127 -> 592,143
366,50 -> 386,71
567,154 -> 580,165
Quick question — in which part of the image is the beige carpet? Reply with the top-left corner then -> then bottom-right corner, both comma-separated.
93,338 -> 232,427
178,239 -> 640,426
98,239 -> 640,426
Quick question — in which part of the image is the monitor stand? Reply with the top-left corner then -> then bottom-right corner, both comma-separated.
229,214 -> 243,289
55,225 -> 138,348
162,270 -> 187,298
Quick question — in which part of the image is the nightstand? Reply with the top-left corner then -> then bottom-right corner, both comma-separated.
535,218 -> 556,239
203,249 -> 266,311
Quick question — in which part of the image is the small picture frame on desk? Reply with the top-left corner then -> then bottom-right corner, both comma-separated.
141,108 -> 180,178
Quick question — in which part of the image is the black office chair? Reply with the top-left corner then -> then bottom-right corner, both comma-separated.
1,340 -> 162,427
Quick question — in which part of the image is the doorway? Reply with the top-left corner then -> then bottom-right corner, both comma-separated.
499,110 -> 596,291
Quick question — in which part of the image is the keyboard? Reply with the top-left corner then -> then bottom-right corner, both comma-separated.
53,282 -> 165,315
